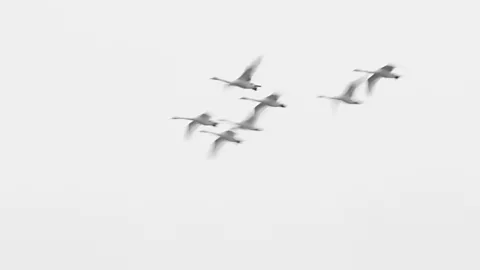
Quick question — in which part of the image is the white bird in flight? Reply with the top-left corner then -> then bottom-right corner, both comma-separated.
210,56 -> 263,91
217,111 -> 264,131
353,64 -> 400,95
317,75 -> 368,110
200,129 -> 243,156
171,112 -> 218,139
239,93 -> 287,114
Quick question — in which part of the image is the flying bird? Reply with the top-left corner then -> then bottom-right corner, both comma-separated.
199,129 -> 243,157
353,64 -> 400,95
171,112 -> 218,139
317,75 -> 368,111
210,56 -> 263,91
239,93 -> 287,114
217,111 -> 264,131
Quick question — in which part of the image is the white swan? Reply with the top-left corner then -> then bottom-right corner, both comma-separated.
171,112 -> 218,139
317,75 -> 368,105
210,56 -> 263,91
217,111 -> 263,131
353,64 -> 400,95
199,129 -> 243,156
239,93 -> 287,114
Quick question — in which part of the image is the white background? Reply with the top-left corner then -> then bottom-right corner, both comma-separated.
1,0 -> 479,269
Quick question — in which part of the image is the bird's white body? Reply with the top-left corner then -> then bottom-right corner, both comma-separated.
258,99 -> 284,108
171,113 -> 218,139
210,56 -> 263,91
375,70 -> 399,78
220,120 -> 261,131
211,78 -> 259,90
200,129 -> 242,156
218,112 -> 263,131
317,95 -> 361,105
237,122 -> 262,131
231,79 -> 259,89
171,114 -> 217,126
317,75 -> 367,105
200,129 -> 242,143
331,96 -> 361,104
240,93 -> 287,114
194,118 -> 217,126
353,64 -> 400,95
354,68 -> 399,78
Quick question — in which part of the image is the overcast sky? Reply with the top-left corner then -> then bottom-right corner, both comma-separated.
1,0 -> 479,269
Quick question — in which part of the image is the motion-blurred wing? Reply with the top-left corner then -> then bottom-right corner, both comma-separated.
343,75 -> 367,98
185,121 -> 199,139
223,130 -> 236,138
366,74 -> 381,95
210,137 -> 225,156
198,113 -> 211,120
254,102 -> 268,114
237,56 -> 263,82
378,64 -> 395,73
243,111 -> 259,126
266,93 -> 279,101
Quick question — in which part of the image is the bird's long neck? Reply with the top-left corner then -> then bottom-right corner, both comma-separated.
241,97 -> 262,102
218,119 -> 238,125
353,69 -> 376,74
319,95 -> 343,103
212,77 -> 232,84
171,116 -> 194,121
201,130 -> 220,136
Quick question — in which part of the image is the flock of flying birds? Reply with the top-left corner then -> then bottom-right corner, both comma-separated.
171,56 -> 401,157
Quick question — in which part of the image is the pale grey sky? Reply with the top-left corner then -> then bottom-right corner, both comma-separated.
1,0 -> 479,269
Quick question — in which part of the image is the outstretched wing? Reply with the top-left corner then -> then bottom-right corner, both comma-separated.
243,111 -> 259,126
185,121 -> 199,139
378,64 -> 395,73
266,93 -> 279,101
198,113 -> 211,120
366,74 -> 382,95
343,75 -> 367,98
223,130 -> 236,138
210,137 -> 225,156
254,102 -> 268,114
366,65 -> 395,95
237,56 -> 263,82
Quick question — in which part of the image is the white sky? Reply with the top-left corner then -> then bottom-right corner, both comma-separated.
1,0 -> 479,269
